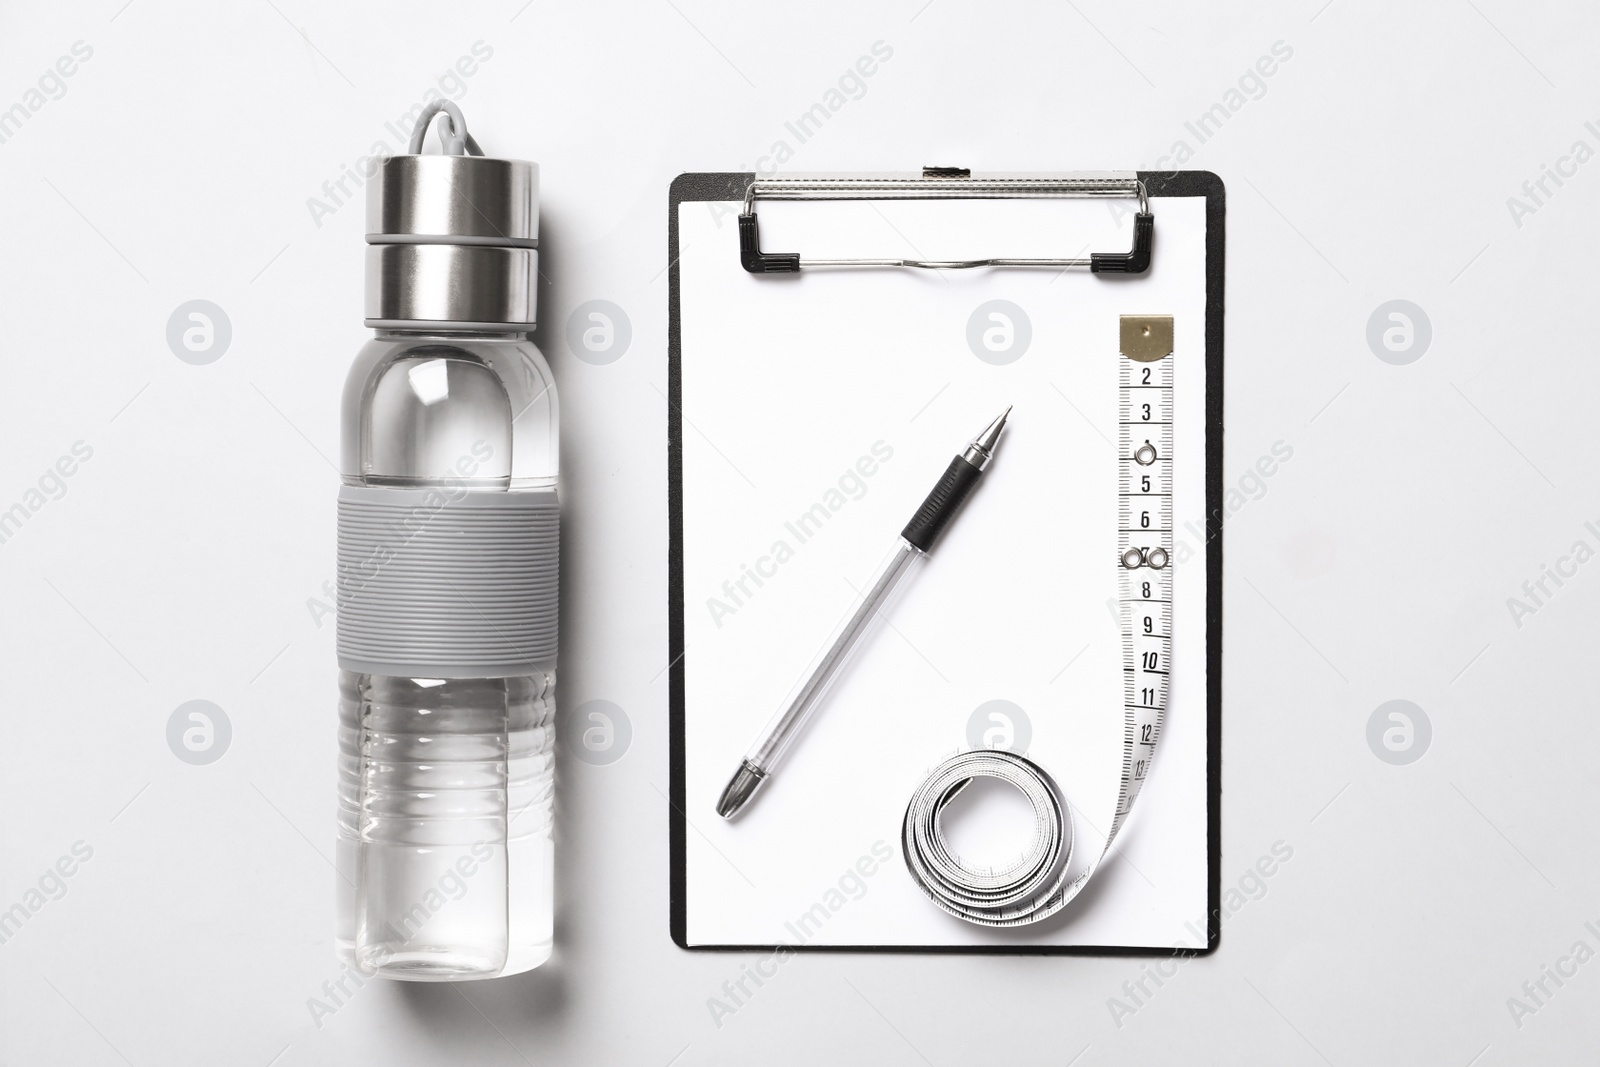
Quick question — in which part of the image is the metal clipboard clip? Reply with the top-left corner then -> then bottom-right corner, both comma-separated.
737,168 -> 1152,275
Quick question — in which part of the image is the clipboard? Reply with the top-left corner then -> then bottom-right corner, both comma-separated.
667,170 -> 1224,954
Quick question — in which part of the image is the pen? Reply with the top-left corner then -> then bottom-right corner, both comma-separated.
716,408 -> 1011,819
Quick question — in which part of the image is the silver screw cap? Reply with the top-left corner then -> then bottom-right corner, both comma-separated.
364,101 -> 540,329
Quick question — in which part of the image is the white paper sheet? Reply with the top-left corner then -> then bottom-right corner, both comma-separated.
677,190 -> 1211,948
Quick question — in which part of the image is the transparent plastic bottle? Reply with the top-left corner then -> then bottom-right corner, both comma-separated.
334,103 -> 556,981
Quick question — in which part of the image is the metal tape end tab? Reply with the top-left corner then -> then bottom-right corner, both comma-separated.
1120,315 -> 1174,362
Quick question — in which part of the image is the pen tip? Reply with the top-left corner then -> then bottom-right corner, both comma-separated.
970,406 -> 1011,455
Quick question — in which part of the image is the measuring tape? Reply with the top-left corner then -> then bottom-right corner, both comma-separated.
902,317 -> 1174,926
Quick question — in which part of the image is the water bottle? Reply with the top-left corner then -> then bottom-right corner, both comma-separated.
334,102 -> 557,980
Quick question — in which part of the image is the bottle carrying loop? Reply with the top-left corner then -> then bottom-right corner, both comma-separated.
406,99 -> 484,157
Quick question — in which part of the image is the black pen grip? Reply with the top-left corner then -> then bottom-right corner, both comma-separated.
900,456 -> 983,553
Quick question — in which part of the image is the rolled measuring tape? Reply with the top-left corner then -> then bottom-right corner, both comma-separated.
902,317 -> 1174,927
901,750 -> 1075,925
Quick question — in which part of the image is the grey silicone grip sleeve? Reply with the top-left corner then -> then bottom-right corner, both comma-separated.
336,484 -> 558,678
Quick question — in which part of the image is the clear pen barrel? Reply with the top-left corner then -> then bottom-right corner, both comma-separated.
746,538 -> 924,770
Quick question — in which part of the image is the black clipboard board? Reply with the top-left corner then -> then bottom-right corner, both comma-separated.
666,171 -> 1225,955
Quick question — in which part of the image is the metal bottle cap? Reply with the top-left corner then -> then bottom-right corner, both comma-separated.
365,101 -> 540,329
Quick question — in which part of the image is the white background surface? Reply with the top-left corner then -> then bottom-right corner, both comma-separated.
1,1 -> 1597,1064
678,195 -> 1209,948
